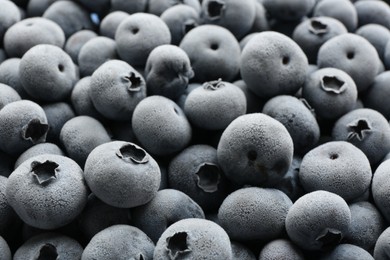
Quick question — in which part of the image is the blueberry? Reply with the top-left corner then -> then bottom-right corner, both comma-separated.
43,0 -> 94,39
374,227 -> 390,260
217,113 -> 294,187
82,225 -> 155,260
263,0 -> 315,22
184,79 -> 246,130
0,0 -> 21,43
14,143 -> 64,170
317,33 -> 381,93
179,24 -> 241,83
259,239 -> 305,260
78,36 -> 118,77
148,0 -> 201,16
343,201 -> 386,252
154,218 -> 232,259
99,11 -> 129,39
363,71 -> 390,121
240,31 -> 308,99
145,44 -> 194,100
0,58 -> 30,99
59,116 -> 111,167
0,100 -> 48,156
43,102 -> 75,143
160,5 -> 200,46
6,154 -> 88,229
168,144 -> 232,212
13,232 -> 83,260
3,17 -> 65,58
285,190 -> 351,251
332,108 -> 390,166
132,189 -> 205,243
110,0 -> 148,14
0,83 -> 21,110
84,141 -> 161,208
19,44 -> 77,102
239,32 -> 258,51
262,95 -> 320,155
0,236 -> 11,260
231,241 -> 256,260
292,17 -> 348,64
115,13 -> 171,67
319,243 -> 374,260
201,0 -> 256,39
64,30 -> 98,64
176,82 -> 201,110
132,95 -> 192,156
78,194 -> 131,241
218,187 -> 292,242
356,24 -> 390,62
249,1 -> 269,33
354,0 -> 390,29
372,159 -> 390,223
89,59 -> 147,121
312,0 -> 358,32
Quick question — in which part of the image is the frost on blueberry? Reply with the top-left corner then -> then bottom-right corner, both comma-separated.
31,160 -> 59,185
166,232 -> 191,259
36,243 -> 58,260
22,118 -> 49,144
116,143 -> 149,164
206,0 -> 225,20
316,228 -> 343,250
123,72 -> 143,92
195,163 -> 221,193
309,19 -> 328,35
347,119 -> 371,141
321,76 -> 346,94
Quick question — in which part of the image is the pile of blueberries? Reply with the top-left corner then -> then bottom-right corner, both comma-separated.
1,0 -> 390,259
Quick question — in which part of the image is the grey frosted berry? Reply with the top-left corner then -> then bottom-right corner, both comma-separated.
0,236 -> 11,260
0,83 -> 21,110
43,102 -> 75,143
231,242 -> 256,260
148,0 -> 201,16
0,58 -> 29,99
363,71 -> 390,120
0,0 -> 21,42
64,30 -> 98,64
259,239 -> 305,260
14,143 -> 64,169
99,11 -> 129,39
374,227 -> 390,260
319,244 -> 373,260
372,159 -> 390,223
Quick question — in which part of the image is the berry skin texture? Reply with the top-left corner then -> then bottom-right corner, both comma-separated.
154,218 -> 233,260
99,11 -> 129,39
363,71 -> 390,120
217,113 -> 294,187
319,244 -> 374,260
184,79 -> 247,130
84,141 -> 161,208
285,190 -> 351,251
218,187 -> 292,242
259,239 -> 305,260
240,31 -> 308,99
0,0 -> 21,43
372,159 -> 390,223
6,154 -> 89,230
374,227 -> 390,260
64,30 -> 98,64
0,83 -> 21,110
132,95 -> 192,156
14,142 -> 64,169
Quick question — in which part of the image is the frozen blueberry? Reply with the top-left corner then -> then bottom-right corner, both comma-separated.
239,32 -> 258,51
84,141 -> 161,208
14,143 -> 64,170
0,236 -> 11,260
6,154 -> 88,229
319,243 -> 374,260
99,11 -> 129,39
201,0 -> 256,39
132,189 -> 205,243
263,0 -> 315,21
303,67 -> 358,120
0,58 -> 30,99
43,102 -> 75,143
78,36 -> 118,77
231,242 -> 256,260
0,176 -> 17,236
364,71 -> 390,120
356,24 -> 390,62
78,194 -> 131,241
154,218 -> 232,260
332,108 -> 390,166
132,95 -> 192,156
0,0 -> 21,43
145,44 -> 194,100
3,17 -> 65,58
89,59 -> 146,121
343,201 -> 386,252
27,0 -> 57,17
317,33 -> 381,93
218,187 -> 292,241
168,144 -> 232,212
59,115 -> 111,167
82,225 -> 155,260
115,13 -> 171,67
292,17 -> 348,64
374,227 -> 390,260
0,100 -> 48,156
13,232 -> 83,260
184,79 -> 246,130
179,24 -> 241,83
262,95 -> 320,155
355,0 -> 390,29
43,0 -> 94,39
64,30 -> 98,64
148,0 -> 201,16
259,239 -> 304,260
240,31 -> 308,99
285,190 -> 351,251
217,113 -> 294,187
312,0 -> 358,32
176,83 -> 201,110
110,0 -> 148,14
161,5 -> 200,46
372,159 -> 390,223
0,83 -> 21,110
249,1 -> 269,33
19,44 -> 77,102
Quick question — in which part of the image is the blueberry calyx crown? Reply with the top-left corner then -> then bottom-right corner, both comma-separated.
203,78 -> 224,91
